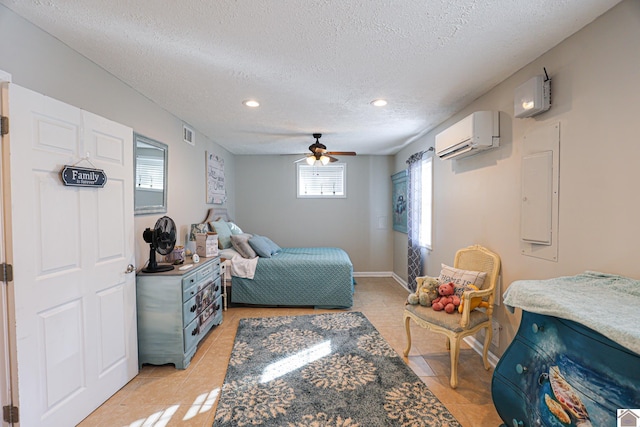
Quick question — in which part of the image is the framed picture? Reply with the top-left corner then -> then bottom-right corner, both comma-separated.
206,151 -> 226,204
391,170 -> 408,233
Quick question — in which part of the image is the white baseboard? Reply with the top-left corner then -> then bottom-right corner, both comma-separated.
353,271 -> 394,277
352,271 -> 411,291
463,336 -> 500,368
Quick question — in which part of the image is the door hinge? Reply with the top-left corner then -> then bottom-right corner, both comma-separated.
2,263 -> 13,282
0,116 -> 7,136
3,405 -> 19,423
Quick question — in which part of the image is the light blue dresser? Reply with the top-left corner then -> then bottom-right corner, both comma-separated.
136,256 -> 222,369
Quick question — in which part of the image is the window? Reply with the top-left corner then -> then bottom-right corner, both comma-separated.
136,152 -> 165,190
297,163 -> 346,198
419,157 -> 433,248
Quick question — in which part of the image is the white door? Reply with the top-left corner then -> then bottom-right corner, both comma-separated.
4,83 -> 137,426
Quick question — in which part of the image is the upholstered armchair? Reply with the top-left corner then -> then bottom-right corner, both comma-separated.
403,244 -> 501,388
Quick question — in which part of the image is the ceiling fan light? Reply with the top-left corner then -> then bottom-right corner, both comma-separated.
320,155 -> 330,165
306,156 -> 316,165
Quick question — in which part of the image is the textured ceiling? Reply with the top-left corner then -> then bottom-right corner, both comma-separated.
0,0 -> 620,156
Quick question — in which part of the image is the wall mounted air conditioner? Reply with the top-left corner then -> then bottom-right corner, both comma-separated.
435,111 -> 500,160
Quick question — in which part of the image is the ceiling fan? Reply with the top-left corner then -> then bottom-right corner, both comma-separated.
295,133 -> 356,165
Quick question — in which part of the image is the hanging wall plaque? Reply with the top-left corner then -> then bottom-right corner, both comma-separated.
61,165 -> 107,188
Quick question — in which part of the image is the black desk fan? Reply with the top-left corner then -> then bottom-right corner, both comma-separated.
142,216 -> 176,273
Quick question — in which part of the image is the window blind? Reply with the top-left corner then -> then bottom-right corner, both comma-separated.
297,164 -> 346,198
136,156 -> 164,190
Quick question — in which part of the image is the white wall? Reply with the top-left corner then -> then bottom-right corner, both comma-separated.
394,0 -> 640,354
234,155 -> 394,273
0,5 -> 235,269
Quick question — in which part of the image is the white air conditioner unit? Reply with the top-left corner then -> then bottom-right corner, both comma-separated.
435,111 -> 500,160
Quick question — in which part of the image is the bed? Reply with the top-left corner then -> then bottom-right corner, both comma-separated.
201,209 -> 354,309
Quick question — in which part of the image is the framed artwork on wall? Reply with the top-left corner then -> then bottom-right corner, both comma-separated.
391,170 -> 408,233
206,151 -> 226,204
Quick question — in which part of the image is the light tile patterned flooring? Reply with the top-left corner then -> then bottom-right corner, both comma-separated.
79,277 -> 503,426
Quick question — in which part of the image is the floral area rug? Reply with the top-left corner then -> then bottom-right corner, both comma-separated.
213,312 -> 461,426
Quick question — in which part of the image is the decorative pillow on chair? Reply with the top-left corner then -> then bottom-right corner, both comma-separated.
438,264 -> 487,289
248,235 -> 273,258
230,233 -> 256,259
208,220 -> 233,249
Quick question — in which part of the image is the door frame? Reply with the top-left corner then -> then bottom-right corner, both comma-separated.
0,69 -> 17,426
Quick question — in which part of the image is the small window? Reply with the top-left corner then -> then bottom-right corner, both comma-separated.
297,163 -> 346,198
136,142 -> 165,191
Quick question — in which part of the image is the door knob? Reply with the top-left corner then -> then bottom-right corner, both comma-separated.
125,264 -> 135,274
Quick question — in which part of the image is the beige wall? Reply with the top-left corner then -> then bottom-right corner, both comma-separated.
394,0 -> 640,353
0,5 -> 236,269
234,155 -> 394,273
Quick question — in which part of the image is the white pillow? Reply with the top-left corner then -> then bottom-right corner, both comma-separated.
438,264 -> 486,289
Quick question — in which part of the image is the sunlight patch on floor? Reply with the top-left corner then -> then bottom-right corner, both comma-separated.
183,388 -> 220,420
260,340 -> 332,383
128,404 -> 179,427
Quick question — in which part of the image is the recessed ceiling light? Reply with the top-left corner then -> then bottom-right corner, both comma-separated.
371,99 -> 387,107
243,100 -> 260,108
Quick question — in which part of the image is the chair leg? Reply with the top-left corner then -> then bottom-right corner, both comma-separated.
449,337 -> 460,389
403,315 -> 412,357
482,326 -> 492,370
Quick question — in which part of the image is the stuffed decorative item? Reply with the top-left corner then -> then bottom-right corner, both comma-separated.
457,284 -> 490,313
432,282 -> 461,313
407,276 -> 439,306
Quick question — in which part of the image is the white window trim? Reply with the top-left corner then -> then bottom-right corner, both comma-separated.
419,156 -> 433,250
297,163 -> 347,198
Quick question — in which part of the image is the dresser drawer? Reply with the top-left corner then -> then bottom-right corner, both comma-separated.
183,281 -> 214,325
494,339 -> 551,393
182,272 -> 200,301
196,262 -> 214,282
492,377 -> 538,427
212,276 -> 222,298
184,317 -> 201,353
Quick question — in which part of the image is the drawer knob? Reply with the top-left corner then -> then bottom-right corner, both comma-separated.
190,305 -> 197,313
191,327 -> 199,336
532,323 -> 544,333
512,419 -> 523,427
515,364 -> 528,374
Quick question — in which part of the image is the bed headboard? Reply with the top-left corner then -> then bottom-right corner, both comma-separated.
202,208 -> 233,223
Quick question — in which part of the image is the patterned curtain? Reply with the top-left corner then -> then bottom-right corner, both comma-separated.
406,148 -> 433,291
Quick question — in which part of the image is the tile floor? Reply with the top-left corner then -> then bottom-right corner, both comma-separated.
79,277 -> 503,426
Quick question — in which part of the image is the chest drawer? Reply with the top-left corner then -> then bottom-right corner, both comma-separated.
494,339 -> 551,393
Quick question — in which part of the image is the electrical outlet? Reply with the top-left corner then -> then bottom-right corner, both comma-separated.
491,320 -> 500,347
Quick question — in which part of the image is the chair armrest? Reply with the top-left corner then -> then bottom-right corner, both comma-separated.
459,288 -> 495,328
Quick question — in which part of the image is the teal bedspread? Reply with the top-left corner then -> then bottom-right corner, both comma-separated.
503,271 -> 640,355
231,247 -> 354,308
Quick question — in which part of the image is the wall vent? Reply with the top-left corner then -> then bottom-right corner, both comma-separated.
183,124 -> 195,145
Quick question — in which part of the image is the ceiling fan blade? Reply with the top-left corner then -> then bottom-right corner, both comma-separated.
325,151 -> 356,156
328,156 -> 339,163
